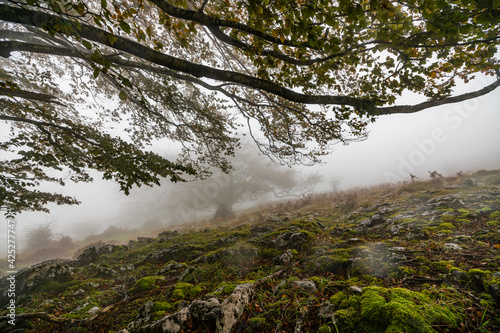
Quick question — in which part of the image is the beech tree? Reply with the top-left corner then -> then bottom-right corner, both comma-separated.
0,0 -> 499,216
162,146 -> 321,222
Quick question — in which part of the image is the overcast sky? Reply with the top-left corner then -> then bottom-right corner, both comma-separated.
2,74 -> 500,248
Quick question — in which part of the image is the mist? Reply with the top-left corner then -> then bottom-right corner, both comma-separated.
2,75 -> 500,254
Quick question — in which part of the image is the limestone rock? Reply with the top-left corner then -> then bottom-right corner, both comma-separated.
271,231 -> 312,249
216,283 -> 255,333
289,280 -> 317,294
0,259 -> 72,307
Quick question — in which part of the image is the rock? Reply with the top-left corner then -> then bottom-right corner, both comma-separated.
137,237 -> 153,243
132,283 -> 254,333
449,199 -> 466,209
406,230 -> 429,241
358,214 -> 385,229
251,224 -> 273,234
145,244 -> 202,263
349,286 -> 363,294
443,243 -> 462,251
216,283 -> 255,333
271,231 -> 312,249
488,283 -> 500,302
128,301 -> 156,332
289,280 -> 317,294
189,296 -> 221,322
156,261 -> 186,275
388,252 -> 406,262
72,289 -> 85,296
97,266 -> 118,277
88,306 -> 100,316
318,301 -> 336,321
158,230 -> 178,240
347,238 -> 366,245
463,179 -> 474,187
136,307 -> 190,333
74,246 -> 100,266
96,244 -> 120,255
120,263 -> 135,272
0,259 -> 73,307
274,249 -> 293,265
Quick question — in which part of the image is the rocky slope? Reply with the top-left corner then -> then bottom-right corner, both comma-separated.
1,170 -> 500,332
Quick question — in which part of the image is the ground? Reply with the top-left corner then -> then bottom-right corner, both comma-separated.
1,169 -> 500,332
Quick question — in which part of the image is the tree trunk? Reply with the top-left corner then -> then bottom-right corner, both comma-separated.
212,203 -> 235,222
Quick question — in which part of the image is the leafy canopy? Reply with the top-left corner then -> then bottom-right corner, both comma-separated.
0,0 -> 499,216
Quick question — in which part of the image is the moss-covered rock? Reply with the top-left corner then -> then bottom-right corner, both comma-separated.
330,287 -> 463,333
128,276 -> 163,294
172,282 -> 202,300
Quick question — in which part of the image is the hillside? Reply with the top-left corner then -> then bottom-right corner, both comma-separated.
1,169 -> 500,332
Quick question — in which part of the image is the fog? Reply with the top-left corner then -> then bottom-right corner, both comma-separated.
2,75 -> 500,251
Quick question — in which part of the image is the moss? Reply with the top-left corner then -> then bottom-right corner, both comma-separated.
402,217 -> 418,224
128,276 -> 163,294
487,221 -> 500,227
288,219 -> 323,234
468,269 -> 491,275
214,280 -> 255,296
397,266 -> 416,278
171,282 -> 202,300
314,252 -> 351,272
415,256 -> 431,265
490,211 -> 500,220
317,323 -> 335,333
247,315 -> 270,331
475,206 -> 494,214
330,291 -> 348,308
328,287 -> 464,333
439,222 -> 455,230
152,301 -> 175,312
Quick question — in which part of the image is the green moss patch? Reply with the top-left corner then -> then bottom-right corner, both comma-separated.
171,282 -> 202,300
128,276 -> 163,294
330,287 -> 463,333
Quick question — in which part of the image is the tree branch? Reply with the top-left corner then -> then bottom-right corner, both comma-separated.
149,0 -> 312,49
0,87 -> 64,105
377,78 -> 500,115
0,4 -> 374,109
0,114 -> 103,147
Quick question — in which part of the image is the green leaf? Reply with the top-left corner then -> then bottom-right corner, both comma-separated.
93,68 -> 100,78
120,21 -> 131,34
107,34 -> 118,46
494,0 -> 500,9
119,91 -> 127,101
26,0 -> 35,5
82,39 -> 92,50
101,0 -> 107,8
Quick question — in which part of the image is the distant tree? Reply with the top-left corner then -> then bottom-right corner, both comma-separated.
24,220 -> 74,251
1,0 -> 499,216
166,147 -> 322,221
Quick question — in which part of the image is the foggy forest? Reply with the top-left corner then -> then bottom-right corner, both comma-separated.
1,0 -> 500,332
